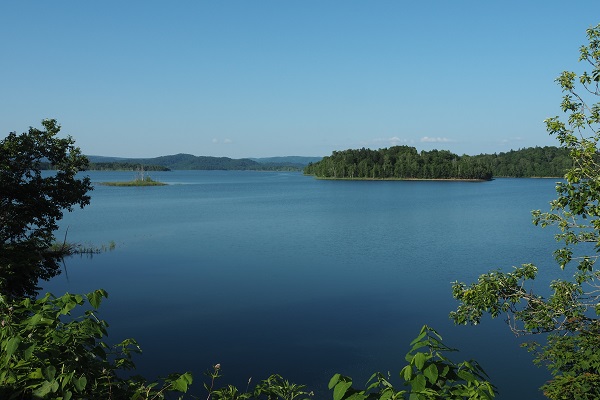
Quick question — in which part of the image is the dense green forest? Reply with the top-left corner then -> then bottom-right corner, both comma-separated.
304,146 -> 493,180
304,145 -> 572,180
473,146 -> 571,177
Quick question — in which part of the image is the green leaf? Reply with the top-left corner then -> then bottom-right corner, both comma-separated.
400,366 -> 413,381
410,331 -> 427,346
171,372 -> 193,392
24,344 -> 35,360
86,289 -> 107,309
413,352 -> 427,370
4,337 -> 20,362
33,381 -> 54,397
379,390 -> 393,400
61,370 -> 75,390
423,364 -> 438,384
44,365 -> 56,381
333,381 -> 352,400
26,313 -> 44,328
73,376 -> 87,392
28,368 -> 43,379
457,370 -> 476,383
329,373 -> 341,389
411,374 -> 426,392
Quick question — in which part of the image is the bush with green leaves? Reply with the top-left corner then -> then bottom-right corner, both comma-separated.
328,325 -> 495,400
200,326 -> 495,400
204,365 -> 314,400
450,23 -> 600,399
0,289 -> 192,399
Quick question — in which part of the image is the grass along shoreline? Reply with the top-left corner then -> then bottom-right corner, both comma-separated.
101,176 -> 167,186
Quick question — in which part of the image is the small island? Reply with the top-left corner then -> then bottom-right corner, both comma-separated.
102,176 -> 167,186
101,166 -> 167,186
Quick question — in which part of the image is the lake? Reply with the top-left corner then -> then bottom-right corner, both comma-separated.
42,170 -> 562,399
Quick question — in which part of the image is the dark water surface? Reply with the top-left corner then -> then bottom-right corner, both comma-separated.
43,171 -> 562,399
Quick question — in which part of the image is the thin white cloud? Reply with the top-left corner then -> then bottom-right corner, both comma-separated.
373,136 -> 412,146
421,136 -> 451,143
212,138 -> 233,144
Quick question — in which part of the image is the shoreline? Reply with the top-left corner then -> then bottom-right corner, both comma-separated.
306,175 -> 491,182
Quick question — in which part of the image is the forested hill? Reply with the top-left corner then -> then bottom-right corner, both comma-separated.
303,145 -> 572,180
84,154 -> 316,171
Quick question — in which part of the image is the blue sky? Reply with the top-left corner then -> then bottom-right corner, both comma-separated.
1,1 -> 599,158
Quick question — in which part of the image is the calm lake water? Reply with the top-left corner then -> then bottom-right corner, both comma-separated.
43,171 -> 563,399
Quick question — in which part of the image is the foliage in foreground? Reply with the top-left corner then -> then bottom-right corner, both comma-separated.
195,325 -> 496,400
1,287 -> 496,399
450,23 -> 600,399
0,289 -> 192,399
326,325 -> 495,400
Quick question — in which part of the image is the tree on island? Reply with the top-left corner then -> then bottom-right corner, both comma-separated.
451,23 -> 600,399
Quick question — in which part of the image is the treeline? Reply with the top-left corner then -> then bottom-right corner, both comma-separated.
38,161 -> 170,171
87,153 -> 308,171
145,153 -> 259,170
304,146 -> 493,180
474,146 -> 571,177
89,162 -> 170,171
41,154 -> 307,171
255,163 -> 305,171
304,145 -> 573,180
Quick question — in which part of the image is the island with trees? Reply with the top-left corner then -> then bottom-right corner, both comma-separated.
304,145 -> 572,181
304,146 -> 494,180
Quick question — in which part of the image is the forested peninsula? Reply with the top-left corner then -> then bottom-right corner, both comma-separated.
304,145 -> 571,180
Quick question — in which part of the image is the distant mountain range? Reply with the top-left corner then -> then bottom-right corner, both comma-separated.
85,154 -> 323,171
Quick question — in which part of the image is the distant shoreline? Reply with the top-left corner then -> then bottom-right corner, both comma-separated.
307,176 -> 490,182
